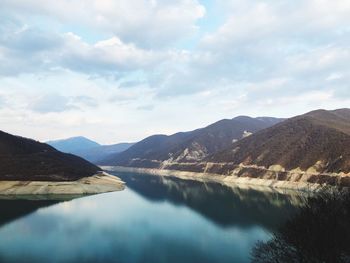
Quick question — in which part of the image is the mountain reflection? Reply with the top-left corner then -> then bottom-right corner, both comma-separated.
0,199 -> 58,227
114,172 -> 305,230
0,195 -> 84,227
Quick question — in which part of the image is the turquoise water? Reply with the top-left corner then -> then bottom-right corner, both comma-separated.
0,173 -> 301,263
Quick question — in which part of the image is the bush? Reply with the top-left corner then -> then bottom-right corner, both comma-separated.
251,189 -> 350,263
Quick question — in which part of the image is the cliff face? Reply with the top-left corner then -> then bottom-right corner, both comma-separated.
102,116 -> 283,166
0,130 -> 100,181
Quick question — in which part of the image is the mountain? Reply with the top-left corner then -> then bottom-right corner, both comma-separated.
47,136 -> 101,153
153,109 -> 350,187
47,137 -> 134,163
0,131 -> 100,181
106,109 -> 350,187
74,143 -> 135,163
102,116 -> 284,167
208,109 -> 350,174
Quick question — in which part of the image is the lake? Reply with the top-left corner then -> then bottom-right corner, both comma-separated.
0,172 -> 303,263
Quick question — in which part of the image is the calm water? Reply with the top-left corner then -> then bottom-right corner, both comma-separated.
0,173 -> 303,263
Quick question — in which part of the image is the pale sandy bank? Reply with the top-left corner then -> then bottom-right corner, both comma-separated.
103,166 -> 326,192
0,172 -> 125,196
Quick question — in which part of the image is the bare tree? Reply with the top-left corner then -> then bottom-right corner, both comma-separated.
251,189 -> 350,263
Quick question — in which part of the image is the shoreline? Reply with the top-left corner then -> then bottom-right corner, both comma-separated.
0,172 -> 125,198
102,166 -> 326,193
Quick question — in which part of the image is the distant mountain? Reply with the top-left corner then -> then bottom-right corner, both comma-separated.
0,131 -> 100,181
75,143 -> 135,163
208,109 -> 350,174
47,136 -> 100,153
102,116 -> 284,167
47,137 -> 134,163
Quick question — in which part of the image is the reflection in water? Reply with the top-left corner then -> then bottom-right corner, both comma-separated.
0,199 -> 58,227
116,172 -> 304,230
0,195 -> 88,227
251,190 -> 350,263
0,173 -> 304,263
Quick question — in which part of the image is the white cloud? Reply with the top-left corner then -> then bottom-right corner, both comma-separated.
0,23 -> 172,77
30,94 -> 77,113
155,0 -> 350,98
0,95 -> 6,109
326,73 -> 343,81
60,34 -> 168,74
0,0 -> 350,143
1,0 -> 205,48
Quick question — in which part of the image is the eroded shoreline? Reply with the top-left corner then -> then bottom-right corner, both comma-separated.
0,172 -> 125,197
103,166 -> 329,193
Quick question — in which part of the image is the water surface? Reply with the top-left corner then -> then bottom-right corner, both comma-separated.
0,172 -> 303,263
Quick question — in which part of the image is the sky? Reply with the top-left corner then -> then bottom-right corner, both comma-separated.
0,0 -> 350,144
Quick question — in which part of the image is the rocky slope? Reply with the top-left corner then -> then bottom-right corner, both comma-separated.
102,116 -> 283,167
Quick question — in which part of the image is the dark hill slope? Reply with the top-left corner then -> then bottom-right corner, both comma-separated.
102,116 -> 283,167
0,131 -> 100,181
209,109 -> 350,174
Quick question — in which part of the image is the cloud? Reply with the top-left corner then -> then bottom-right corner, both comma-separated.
30,94 -> 77,113
0,22 -> 170,77
73,96 -> 98,108
119,79 -> 147,89
151,0 -> 350,98
0,13 -> 66,76
0,0 -> 350,143
60,34 -> 167,75
1,0 -> 205,48
0,96 -> 6,108
0,25 -> 62,53
137,105 -> 155,111
30,93 -> 103,113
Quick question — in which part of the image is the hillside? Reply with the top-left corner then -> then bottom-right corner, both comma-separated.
101,116 -> 284,167
0,131 -> 100,181
47,137 -> 134,163
107,109 -> 350,188
208,109 -> 350,174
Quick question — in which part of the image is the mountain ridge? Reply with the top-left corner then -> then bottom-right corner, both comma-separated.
105,109 -> 350,187
101,116 -> 284,166
201,109 -> 350,174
